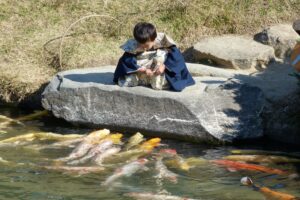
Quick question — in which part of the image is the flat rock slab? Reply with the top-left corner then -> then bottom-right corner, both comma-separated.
41,66 -> 265,143
254,24 -> 299,59
192,35 -> 275,70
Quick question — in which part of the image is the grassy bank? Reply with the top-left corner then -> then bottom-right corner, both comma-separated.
0,0 -> 299,105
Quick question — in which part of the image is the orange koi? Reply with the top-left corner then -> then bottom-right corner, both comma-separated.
211,159 -> 287,175
241,177 -> 300,200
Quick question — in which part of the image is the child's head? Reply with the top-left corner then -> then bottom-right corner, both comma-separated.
133,22 -> 157,50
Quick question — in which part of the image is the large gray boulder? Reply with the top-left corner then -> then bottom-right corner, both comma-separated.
41,65 -> 265,143
254,24 -> 299,59
192,35 -> 275,70
264,91 -> 300,145
234,62 -> 300,145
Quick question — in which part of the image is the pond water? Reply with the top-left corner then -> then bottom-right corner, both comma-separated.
0,105 -> 299,200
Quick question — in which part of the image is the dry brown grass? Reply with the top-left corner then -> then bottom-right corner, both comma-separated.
0,0 -> 299,105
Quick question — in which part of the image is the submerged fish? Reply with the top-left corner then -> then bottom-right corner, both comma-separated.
44,166 -> 105,175
165,156 -> 192,171
102,158 -> 149,186
0,132 -> 83,147
93,147 -> 121,165
124,192 -> 199,200
38,137 -> 84,149
224,155 -> 300,164
212,160 -> 287,175
139,138 -> 161,151
84,129 -> 111,143
185,157 -> 208,167
0,133 -> 36,146
103,149 -> 148,164
16,110 -> 48,121
155,157 -> 178,183
241,177 -> 300,200
56,130 -> 112,162
230,150 -> 300,159
103,138 -> 161,164
0,115 -> 24,128
125,132 -> 144,150
67,140 -> 114,165
56,142 -> 94,162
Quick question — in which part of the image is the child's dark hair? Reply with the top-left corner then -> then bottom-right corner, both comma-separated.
133,22 -> 157,43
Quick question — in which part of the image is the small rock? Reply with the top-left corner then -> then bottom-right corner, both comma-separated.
293,19 -> 300,35
254,24 -> 299,59
192,35 -> 275,70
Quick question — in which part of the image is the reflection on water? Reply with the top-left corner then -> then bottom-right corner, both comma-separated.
0,106 -> 299,200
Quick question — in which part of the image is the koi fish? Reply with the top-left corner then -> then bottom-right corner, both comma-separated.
230,150 -> 300,159
67,140 -> 114,165
138,138 -> 161,151
241,177 -> 300,200
16,110 -> 48,121
164,156 -> 192,171
124,192 -> 199,200
223,155 -> 300,164
56,130 -> 112,162
103,138 -> 161,164
0,133 -> 36,147
102,149 -> 148,164
37,137 -> 84,149
83,129 -> 111,143
185,157 -> 208,166
125,132 -> 144,150
0,115 -> 24,128
93,147 -> 121,165
56,141 -> 94,162
158,149 -> 177,157
102,158 -> 148,186
0,132 -> 83,147
155,157 -> 178,183
44,166 -> 105,175
212,160 -> 287,175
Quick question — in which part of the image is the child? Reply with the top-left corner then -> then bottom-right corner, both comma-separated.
113,22 -> 195,91
291,39 -> 300,72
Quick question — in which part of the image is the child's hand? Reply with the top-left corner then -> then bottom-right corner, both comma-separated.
146,68 -> 154,77
137,67 -> 146,72
155,63 -> 166,75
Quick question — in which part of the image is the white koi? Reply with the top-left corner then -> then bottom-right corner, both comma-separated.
155,157 -> 178,183
44,166 -> 105,175
102,158 -> 148,186
124,192 -> 199,200
93,147 -> 121,165
67,140 -> 113,165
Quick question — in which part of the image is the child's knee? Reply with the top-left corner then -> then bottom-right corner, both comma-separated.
150,74 -> 168,90
118,74 -> 139,87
